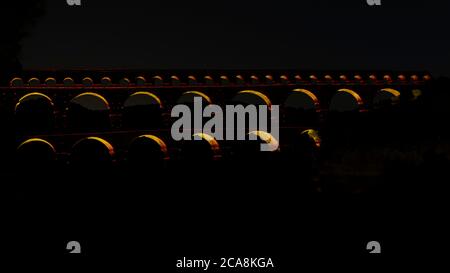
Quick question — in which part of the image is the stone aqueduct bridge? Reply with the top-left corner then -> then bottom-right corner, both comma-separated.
0,70 -> 431,166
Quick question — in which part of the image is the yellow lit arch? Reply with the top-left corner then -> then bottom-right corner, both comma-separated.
126,91 -> 163,108
192,133 -> 220,154
183,91 -> 213,104
70,92 -> 110,110
237,90 -> 272,109
292,89 -> 320,108
15,92 -> 54,112
73,137 -> 115,157
380,88 -> 401,97
135,135 -> 168,156
17,138 -> 56,153
337,89 -> 364,106
248,131 -> 279,152
301,129 -> 321,148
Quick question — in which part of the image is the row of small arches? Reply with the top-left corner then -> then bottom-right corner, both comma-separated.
14,88 -> 407,131
15,87 -> 405,113
16,130 -> 287,166
10,73 -> 431,87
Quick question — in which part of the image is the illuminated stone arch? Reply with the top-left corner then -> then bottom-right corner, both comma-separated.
233,90 -> 272,109
70,137 -> 115,167
373,88 -> 401,109
177,91 -> 212,105
248,131 -> 279,152
284,89 -> 320,125
330,89 -> 364,112
127,135 -> 169,166
233,131 -> 280,162
10,77 -> 24,87
180,133 -> 221,162
67,92 -> 111,129
230,90 -> 274,139
45,77 -> 57,86
16,138 -> 57,166
15,92 -> 55,132
285,89 -> 319,110
123,91 -> 163,129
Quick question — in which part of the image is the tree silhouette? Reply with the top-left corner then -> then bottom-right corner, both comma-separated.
0,1 -> 45,82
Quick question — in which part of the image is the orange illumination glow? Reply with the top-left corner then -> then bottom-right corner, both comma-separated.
101,77 -> 112,83
249,131 -> 279,152
28,77 -> 40,85
337,89 -> 364,106
136,135 -> 169,158
184,91 -> 212,104
411,75 -> 419,81
17,138 -> 56,152
64,77 -> 74,83
280,75 -> 289,81
120,78 -> 131,85
74,137 -> 115,156
72,92 -> 110,109
192,133 -> 220,153
292,89 -> 320,108
423,75 -> 432,81
45,77 -> 57,84
10,77 -> 24,86
82,77 -> 94,84
238,90 -> 272,109
220,75 -> 230,84
153,76 -> 163,82
15,92 -> 54,112
301,129 -> 321,148
128,91 -> 163,108
380,88 -> 401,97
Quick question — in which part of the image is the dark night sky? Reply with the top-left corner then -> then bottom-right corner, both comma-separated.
17,0 -> 450,76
